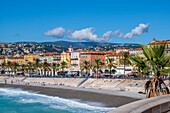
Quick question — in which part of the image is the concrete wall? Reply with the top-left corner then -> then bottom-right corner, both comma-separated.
108,94 -> 170,113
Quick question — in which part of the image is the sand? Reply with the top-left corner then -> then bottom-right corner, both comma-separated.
0,83 -> 144,107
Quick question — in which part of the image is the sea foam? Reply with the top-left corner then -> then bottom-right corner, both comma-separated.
0,88 -> 115,113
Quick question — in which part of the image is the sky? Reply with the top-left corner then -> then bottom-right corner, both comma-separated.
0,0 -> 170,44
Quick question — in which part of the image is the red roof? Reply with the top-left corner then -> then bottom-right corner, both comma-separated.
69,45 -> 73,48
148,39 -> 170,45
73,50 -> 87,52
44,52 -> 60,56
7,56 -> 24,59
81,51 -> 105,55
107,53 -> 123,57
0,56 -> 5,59
116,47 -> 129,50
129,48 -> 142,51
105,51 -> 116,54
35,53 -> 41,55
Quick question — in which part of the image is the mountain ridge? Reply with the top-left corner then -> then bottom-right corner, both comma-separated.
12,41 -> 139,48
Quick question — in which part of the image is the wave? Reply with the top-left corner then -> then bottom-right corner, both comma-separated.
0,88 -> 115,113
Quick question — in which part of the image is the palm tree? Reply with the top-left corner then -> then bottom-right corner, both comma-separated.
12,62 -> 19,76
52,63 -> 57,76
6,61 -> 12,75
107,58 -> 116,77
94,59 -> 104,77
34,58 -> 41,75
120,51 -> 131,74
20,64 -> 26,75
27,62 -> 33,76
129,55 -> 150,76
60,61 -> 67,73
140,44 -> 170,98
0,61 -> 6,75
89,63 -> 95,76
43,62 -> 50,76
81,60 -> 90,75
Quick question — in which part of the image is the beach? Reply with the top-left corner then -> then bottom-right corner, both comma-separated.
0,76 -> 149,107
0,83 -> 143,107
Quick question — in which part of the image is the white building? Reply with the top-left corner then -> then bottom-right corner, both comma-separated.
116,47 -> 129,54
39,52 -> 61,64
70,50 -> 87,72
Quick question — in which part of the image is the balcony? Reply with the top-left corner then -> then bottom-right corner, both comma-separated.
71,58 -> 78,60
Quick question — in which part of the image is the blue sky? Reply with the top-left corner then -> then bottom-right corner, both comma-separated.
0,0 -> 170,44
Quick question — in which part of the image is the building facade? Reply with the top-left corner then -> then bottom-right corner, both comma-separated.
24,53 -> 39,64
80,51 -> 105,67
60,51 -> 71,67
39,52 -> 61,64
105,53 -> 123,67
148,38 -> 170,56
116,47 -> 129,54
129,48 -> 144,57
70,50 -> 87,69
6,54 -> 24,64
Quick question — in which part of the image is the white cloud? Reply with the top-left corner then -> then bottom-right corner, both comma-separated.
67,27 -> 105,42
112,23 -> 150,38
44,23 -> 150,41
44,27 -> 65,38
102,31 -> 113,40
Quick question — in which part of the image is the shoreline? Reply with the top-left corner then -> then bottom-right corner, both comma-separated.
0,83 -> 145,107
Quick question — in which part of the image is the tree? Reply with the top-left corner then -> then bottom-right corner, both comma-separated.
129,55 -> 150,75
6,61 -> 12,75
0,61 -> 6,75
81,60 -> 90,75
140,44 -> 170,98
12,62 -> 19,76
27,62 -> 33,76
94,59 -> 104,77
60,61 -> 67,73
43,62 -> 50,76
21,64 -> 26,75
107,58 -> 116,77
52,63 -> 57,76
120,52 -> 131,74
34,58 -> 41,75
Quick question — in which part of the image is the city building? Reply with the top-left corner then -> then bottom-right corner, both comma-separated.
116,47 -> 129,54
24,53 -> 40,64
60,51 -> 71,67
80,51 -> 105,67
6,54 -> 24,64
105,53 -> 123,67
39,52 -> 61,64
129,48 -> 144,57
70,50 -> 87,71
148,38 -> 170,56
0,55 -> 5,64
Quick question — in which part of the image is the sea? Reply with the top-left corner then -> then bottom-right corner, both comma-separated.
0,87 -> 114,113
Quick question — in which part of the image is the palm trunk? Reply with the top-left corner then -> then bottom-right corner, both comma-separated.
97,68 -> 98,77
110,67 -> 111,77
86,68 -> 87,75
53,70 -> 55,76
124,59 -> 125,75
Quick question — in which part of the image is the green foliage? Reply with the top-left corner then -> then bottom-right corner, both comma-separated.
140,44 -> 170,77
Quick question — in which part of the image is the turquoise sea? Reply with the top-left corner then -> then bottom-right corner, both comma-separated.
0,87 -> 114,113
